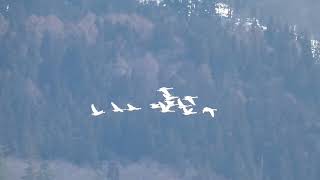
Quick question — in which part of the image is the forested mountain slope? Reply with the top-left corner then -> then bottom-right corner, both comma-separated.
1,0 -> 320,180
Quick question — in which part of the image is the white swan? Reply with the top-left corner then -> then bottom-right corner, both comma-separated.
183,96 -> 198,106
164,100 -> 177,107
177,98 -> 192,109
157,87 -> 178,101
162,93 -> 179,101
111,102 -> 124,112
150,103 -> 161,109
157,87 -> 174,95
181,107 -> 197,116
126,104 -> 142,111
158,102 -> 175,113
202,107 -> 218,118
91,104 -> 105,116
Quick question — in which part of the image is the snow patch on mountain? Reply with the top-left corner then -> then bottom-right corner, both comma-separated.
138,0 -> 163,5
213,2 -> 267,31
234,18 -> 267,31
137,1 -> 320,63
215,2 -> 233,18
311,39 -> 320,63
290,25 -> 298,40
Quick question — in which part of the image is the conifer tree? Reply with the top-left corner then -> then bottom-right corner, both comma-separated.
21,160 -> 36,180
36,161 -> 53,180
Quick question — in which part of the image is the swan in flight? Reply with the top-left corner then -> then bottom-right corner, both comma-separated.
157,87 -> 174,95
202,107 -> 218,118
181,107 -> 197,116
126,104 -> 142,111
158,102 -> 175,113
177,98 -> 192,109
91,104 -> 105,116
111,102 -> 124,112
183,96 -> 198,106
164,100 -> 177,107
157,87 -> 177,97
163,93 -> 179,101
150,103 -> 161,109
157,87 -> 179,101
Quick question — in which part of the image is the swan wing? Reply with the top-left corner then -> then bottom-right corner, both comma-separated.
127,104 -> 134,109
111,102 -> 120,110
202,107 -> 209,113
91,104 -> 98,113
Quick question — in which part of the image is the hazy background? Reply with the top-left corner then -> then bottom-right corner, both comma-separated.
1,0 -> 320,180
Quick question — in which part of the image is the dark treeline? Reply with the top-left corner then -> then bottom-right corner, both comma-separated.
1,0 -> 320,179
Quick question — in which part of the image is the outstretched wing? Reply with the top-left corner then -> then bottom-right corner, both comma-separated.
127,104 -> 134,109
150,103 -> 160,109
111,102 -> 120,110
184,96 -> 196,105
202,107 -> 217,118
202,107 -> 209,113
91,104 -> 98,113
